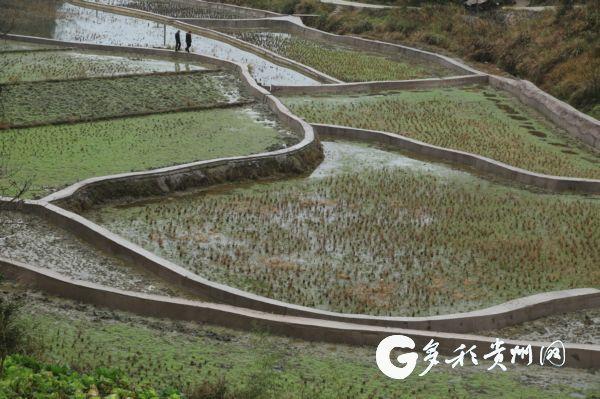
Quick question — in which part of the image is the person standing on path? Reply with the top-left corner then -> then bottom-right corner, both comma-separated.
175,30 -> 181,51
185,31 -> 192,53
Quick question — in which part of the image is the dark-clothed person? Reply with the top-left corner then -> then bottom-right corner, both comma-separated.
185,31 -> 192,53
175,30 -> 181,51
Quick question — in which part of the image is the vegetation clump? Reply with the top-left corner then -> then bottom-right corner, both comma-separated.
87,143 -> 600,316
1,355 -> 188,398
283,86 -> 600,179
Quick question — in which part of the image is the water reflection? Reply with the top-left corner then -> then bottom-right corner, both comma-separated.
2,0 -> 319,86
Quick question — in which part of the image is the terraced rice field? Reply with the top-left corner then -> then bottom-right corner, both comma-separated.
0,48 -> 208,83
98,0 -> 250,19
1,106 -> 297,198
84,141 -> 600,317
228,30 -> 454,81
283,86 -> 600,178
4,1 -> 319,86
0,210 -> 190,296
1,71 -> 246,127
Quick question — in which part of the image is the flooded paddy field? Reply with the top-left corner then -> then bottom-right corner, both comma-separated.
83,140 -> 600,317
283,86 -> 600,179
1,105 -> 298,199
2,71 -> 247,127
96,0 -> 255,19
483,308 -> 600,345
223,29 -> 455,82
1,0 -> 320,86
0,210 -> 191,297
0,45 -> 209,83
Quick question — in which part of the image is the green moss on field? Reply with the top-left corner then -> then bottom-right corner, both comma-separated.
1,72 -> 245,127
86,141 -> 600,316
0,107 -> 294,198
230,30 -> 452,82
0,49 -> 208,83
16,294 -> 600,399
283,86 -> 600,179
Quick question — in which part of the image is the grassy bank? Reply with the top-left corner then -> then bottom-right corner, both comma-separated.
85,141 -> 600,316
9,285 -> 600,398
283,86 -> 600,179
0,107 -> 295,198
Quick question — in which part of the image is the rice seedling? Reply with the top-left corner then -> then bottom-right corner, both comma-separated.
283,86 -> 600,179
0,210 -> 190,296
0,49 -> 208,83
1,71 -> 248,127
85,141 -> 600,317
98,0 -> 249,19
0,106 -> 297,198
14,2 -> 318,86
229,30 -> 454,81
15,292 -> 593,398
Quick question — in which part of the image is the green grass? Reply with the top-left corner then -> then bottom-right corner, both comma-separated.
0,72 -> 245,127
16,292 -> 600,399
283,86 -> 600,179
0,50 -> 208,84
0,107 -> 295,198
230,30 -> 452,82
85,141 -> 600,316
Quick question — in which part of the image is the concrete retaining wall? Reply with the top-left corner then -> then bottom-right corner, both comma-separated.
269,74 -> 488,95
2,257 -> 598,369
314,124 -> 600,194
489,75 -> 600,150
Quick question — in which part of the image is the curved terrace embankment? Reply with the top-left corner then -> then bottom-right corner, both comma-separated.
3,198 -> 599,337
4,34 -> 323,209
2,1 -> 599,369
1,256 -> 598,369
